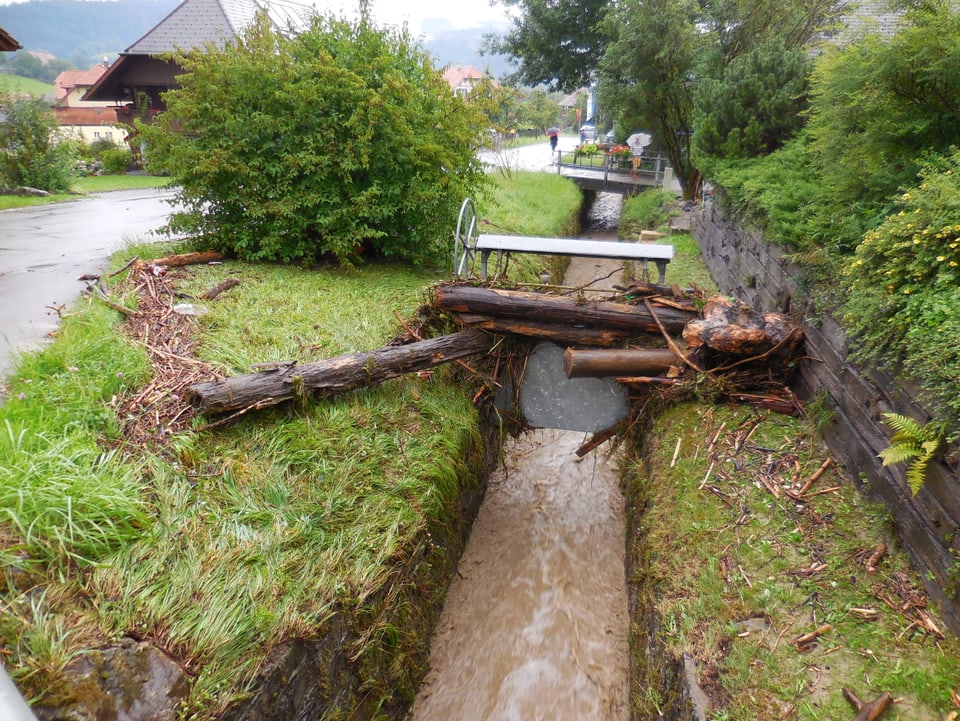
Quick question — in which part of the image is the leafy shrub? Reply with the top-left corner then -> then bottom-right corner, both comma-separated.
0,93 -> 75,191
99,147 -> 130,175
842,150 -> 960,426
140,12 -> 488,267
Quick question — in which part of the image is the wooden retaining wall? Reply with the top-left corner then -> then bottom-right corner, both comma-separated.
692,201 -> 960,634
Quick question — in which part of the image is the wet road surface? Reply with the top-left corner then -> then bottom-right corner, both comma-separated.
0,187 -> 178,379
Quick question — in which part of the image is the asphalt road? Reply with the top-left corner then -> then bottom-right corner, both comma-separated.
0,187 -> 179,380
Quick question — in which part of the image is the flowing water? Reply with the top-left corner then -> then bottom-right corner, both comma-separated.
410,193 -> 631,721
409,429 -> 629,721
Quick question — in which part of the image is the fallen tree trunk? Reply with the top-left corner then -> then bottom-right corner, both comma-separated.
564,348 -> 679,378
453,314 -> 639,346
191,328 -> 494,415
136,251 -> 224,270
433,284 -> 696,336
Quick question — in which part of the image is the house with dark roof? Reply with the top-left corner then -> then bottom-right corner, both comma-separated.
0,27 -> 21,52
84,0 -> 311,126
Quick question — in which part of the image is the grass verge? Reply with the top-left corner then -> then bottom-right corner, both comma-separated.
624,402 -> 960,719
0,175 -> 171,211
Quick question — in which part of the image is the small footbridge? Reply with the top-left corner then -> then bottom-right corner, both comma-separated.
554,150 -> 673,194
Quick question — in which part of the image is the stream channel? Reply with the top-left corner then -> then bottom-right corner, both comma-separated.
409,192 -> 632,721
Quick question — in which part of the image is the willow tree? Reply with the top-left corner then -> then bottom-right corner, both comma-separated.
140,12 -> 489,267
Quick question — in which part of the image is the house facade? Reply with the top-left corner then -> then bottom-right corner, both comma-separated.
52,64 -> 127,145
442,65 -> 494,98
84,0 -> 311,125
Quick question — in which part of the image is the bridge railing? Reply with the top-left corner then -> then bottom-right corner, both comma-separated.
554,150 -> 667,187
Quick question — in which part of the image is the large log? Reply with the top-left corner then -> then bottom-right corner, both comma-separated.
564,348 -> 679,378
433,284 -> 696,335
190,328 -> 494,415
453,314 -> 638,346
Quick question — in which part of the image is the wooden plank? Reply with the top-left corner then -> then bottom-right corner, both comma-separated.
476,234 -> 674,260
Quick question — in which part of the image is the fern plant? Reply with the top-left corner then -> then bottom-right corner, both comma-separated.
878,412 -> 942,495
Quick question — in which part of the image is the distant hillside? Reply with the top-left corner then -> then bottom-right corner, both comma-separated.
0,0 -> 512,78
0,0 -> 179,64
0,74 -> 54,97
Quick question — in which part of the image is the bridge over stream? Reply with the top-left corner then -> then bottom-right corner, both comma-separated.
554,150 -> 673,194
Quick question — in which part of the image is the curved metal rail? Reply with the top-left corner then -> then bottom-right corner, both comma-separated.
454,198 -> 479,278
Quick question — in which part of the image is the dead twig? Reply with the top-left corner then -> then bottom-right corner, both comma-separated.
842,688 -> 893,721
796,457 -> 834,496
200,277 -> 241,300
794,624 -> 832,651
83,283 -> 139,317
643,297 -> 705,373
866,540 -> 887,575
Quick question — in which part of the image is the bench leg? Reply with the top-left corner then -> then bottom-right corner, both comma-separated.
480,250 -> 491,279
655,260 -> 667,284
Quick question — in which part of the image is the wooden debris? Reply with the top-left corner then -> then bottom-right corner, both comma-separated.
200,277 -> 240,300
135,251 -> 224,270
793,623 -> 831,651
563,347 -> 678,378
842,688 -> 893,721
433,283 -> 696,335
866,540 -> 887,575
575,425 -> 619,457
83,282 -> 138,317
190,329 -> 495,415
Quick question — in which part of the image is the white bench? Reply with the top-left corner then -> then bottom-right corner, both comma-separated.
474,234 -> 675,283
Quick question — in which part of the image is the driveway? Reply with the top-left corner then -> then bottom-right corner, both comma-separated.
0,187 -> 178,380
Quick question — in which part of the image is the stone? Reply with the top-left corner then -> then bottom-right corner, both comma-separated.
36,638 -> 189,721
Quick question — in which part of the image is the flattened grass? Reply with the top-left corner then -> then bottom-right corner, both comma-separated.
0,256 -> 485,713
626,403 -> 960,720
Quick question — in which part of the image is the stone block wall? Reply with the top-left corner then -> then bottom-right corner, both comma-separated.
692,201 -> 960,634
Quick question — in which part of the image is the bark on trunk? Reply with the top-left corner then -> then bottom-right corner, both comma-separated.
191,328 -> 494,415
433,284 -> 696,336
453,314 -> 639,346
563,348 -> 679,378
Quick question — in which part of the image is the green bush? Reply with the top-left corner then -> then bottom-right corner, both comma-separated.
140,12 -> 488,267
99,147 -> 130,175
842,151 -> 960,426
0,93 -> 76,192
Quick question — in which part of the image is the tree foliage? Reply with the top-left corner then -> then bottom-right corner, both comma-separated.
806,0 -> 960,206
0,92 -> 75,192
692,38 -> 811,160
600,0 -> 702,196
486,0 -> 608,92
600,0 -> 840,197
140,12 -> 489,267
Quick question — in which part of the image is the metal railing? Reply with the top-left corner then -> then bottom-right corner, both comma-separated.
555,150 -> 667,188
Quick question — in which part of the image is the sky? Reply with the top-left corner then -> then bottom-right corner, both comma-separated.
0,0 -> 515,37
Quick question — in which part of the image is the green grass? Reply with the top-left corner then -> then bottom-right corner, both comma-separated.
72,175 -> 171,193
0,75 -> 54,97
626,403 -> 960,720
0,175 -> 171,211
0,176 -> 584,716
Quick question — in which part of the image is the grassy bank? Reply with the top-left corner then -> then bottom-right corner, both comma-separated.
626,402 -> 960,720
0,172 -> 582,717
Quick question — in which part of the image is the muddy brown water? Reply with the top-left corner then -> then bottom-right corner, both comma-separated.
409,429 -> 629,721
410,194 -> 632,721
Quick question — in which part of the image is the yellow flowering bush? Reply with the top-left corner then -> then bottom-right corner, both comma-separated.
843,150 -> 960,425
